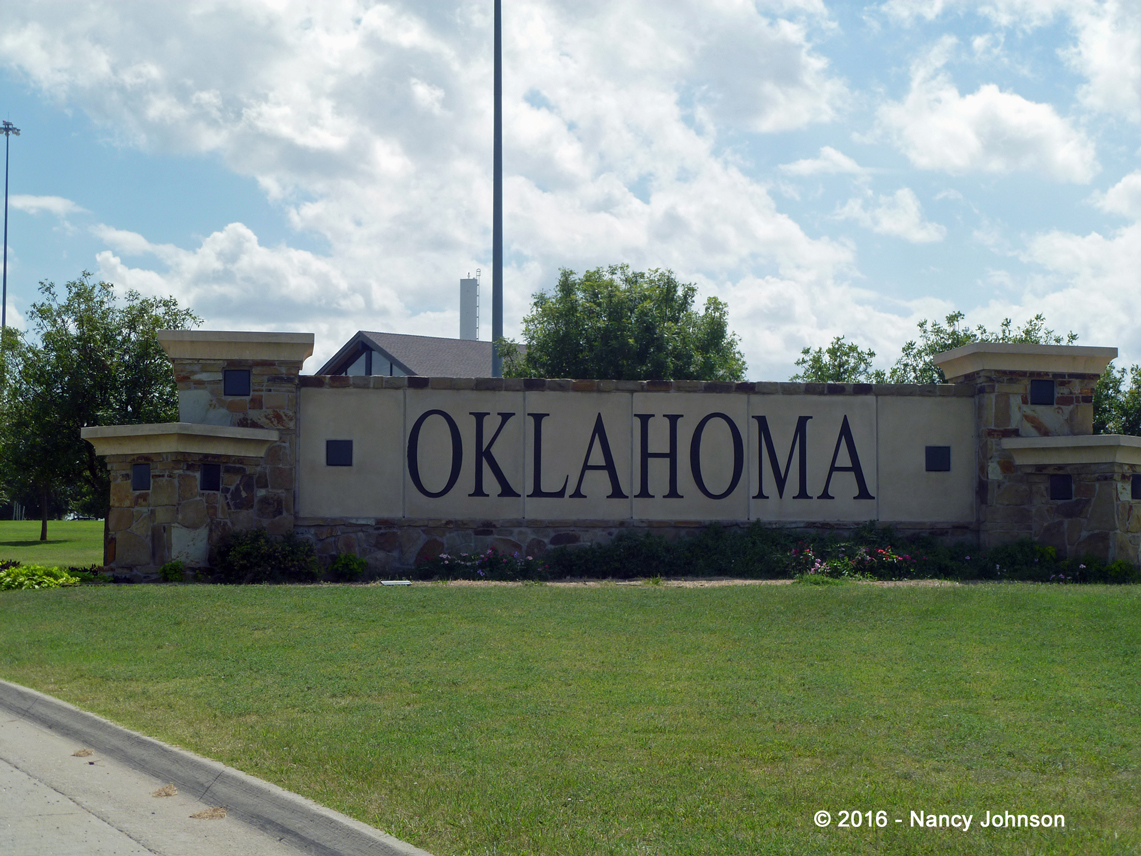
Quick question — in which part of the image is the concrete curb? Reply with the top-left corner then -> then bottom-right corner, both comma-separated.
0,680 -> 434,856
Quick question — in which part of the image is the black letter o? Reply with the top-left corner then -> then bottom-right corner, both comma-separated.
408,409 -> 463,498
690,413 -> 744,500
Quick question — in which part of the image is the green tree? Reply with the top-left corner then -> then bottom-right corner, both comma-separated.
1094,364 -> 1141,436
888,311 -> 1077,384
0,273 -> 199,541
791,336 -> 885,383
499,265 -> 746,381
788,310 -> 1141,436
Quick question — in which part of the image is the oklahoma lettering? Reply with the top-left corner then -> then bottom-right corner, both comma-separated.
406,409 -> 874,501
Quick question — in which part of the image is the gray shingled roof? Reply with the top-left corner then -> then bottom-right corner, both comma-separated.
318,330 -> 494,377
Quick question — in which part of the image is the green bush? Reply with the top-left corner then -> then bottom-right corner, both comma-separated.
329,553 -> 368,582
493,526 -> 1139,585
210,529 -> 319,585
159,560 -> 185,583
0,562 -> 82,591
67,564 -> 110,585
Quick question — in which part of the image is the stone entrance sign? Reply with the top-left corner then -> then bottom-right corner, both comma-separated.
82,332 -> 1133,578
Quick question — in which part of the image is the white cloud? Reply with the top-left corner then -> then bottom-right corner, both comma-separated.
682,7 -> 848,133
780,146 -> 865,176
9,194 -> 87,217
875,38 -> 1099,182
878,0 -> 1074,29
983,222 -> 1141,361
879,1 -> 1141,124
0,0 -> 871,375
970,32 -> 1003,59
834,188 -> 946,243
16,0 -> 1128,380
1091,171 -> 1141,220
1065,1 -> 1141,123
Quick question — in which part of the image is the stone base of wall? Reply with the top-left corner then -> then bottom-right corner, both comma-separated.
295,517 -> 979,573
105,450 -> 290,578
994,463 -> 1141,563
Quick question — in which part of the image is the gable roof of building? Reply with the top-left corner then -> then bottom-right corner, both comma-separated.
318,330 -> 495,377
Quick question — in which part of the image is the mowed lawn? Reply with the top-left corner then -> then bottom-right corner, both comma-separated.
0,519 -> 104,566
0,582 -> 1138,856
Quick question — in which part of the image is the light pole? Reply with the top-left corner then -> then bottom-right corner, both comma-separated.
1,120 -> 19,336
491,0 -> 503,377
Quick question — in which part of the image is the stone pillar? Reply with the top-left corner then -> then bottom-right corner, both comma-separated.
933,343 -> 1116,552
1002,437 -> 1141,563
157,331 -> 314,536
82,423 -> 281,579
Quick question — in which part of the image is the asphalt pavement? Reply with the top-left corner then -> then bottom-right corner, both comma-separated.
0,680 -> 434,856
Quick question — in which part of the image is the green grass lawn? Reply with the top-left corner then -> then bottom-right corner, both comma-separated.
1,582 -> 1138,855
0,519 -> 104,567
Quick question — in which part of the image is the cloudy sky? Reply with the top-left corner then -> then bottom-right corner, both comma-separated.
1,0 -> 1138,378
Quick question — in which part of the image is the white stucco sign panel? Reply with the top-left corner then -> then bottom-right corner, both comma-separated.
298,387 -> 975,524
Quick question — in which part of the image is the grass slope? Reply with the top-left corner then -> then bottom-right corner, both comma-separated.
0,519 -> 103,567
0,582 -> 1137,855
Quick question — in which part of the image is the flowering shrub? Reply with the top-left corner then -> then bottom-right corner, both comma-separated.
788,542 -> 918,580
413,547 -> 549,581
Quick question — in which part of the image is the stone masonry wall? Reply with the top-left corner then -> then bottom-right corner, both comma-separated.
171,356 -> 300,535
295,516 -> 978,575
960,369 -> 1100,548
1025,464 -> 1141,563
105,451 -> 264,579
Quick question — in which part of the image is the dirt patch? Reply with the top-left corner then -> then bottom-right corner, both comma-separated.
152,784 -> 178,797
191,806 -> 227,820
410,577 -> 963,588
430,578 -> 795,588
72,748 -> 93,757
860,579 -> 961,587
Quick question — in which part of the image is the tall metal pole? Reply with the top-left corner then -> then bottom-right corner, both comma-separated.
1,121 -> 19,336
491,0 -> 503,377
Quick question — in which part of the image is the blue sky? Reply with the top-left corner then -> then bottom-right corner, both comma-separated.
1,0 -> 1139,378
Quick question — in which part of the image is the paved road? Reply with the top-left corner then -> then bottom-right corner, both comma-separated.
0,681 -> 433,856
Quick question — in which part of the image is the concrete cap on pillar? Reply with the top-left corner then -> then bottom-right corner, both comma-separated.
933,342 -> 1117,382
158,330 -> 315,363
82,423 -> 281,457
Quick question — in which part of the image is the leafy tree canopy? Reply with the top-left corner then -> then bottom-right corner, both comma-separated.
500,265 -> 746,382
792,311 -> 1077,386
0,273 -> 199,538
790,311 -> 1141,437
791,336 -> 884,384
1094,364 -> 1141,436
889,311 -> 1077,384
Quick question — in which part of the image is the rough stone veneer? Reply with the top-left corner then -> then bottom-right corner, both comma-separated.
1000,436 -> 1141,563
104,452 -> 266,578
933,343 -> 1117,555
160,331 -> 312,537
1021,465 -> 1141,562
967,370 -> 1097,546
294,517 -> 979,575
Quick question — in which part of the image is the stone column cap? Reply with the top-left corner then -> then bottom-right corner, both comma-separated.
158,330 -> 315,363
934,342 -> 1116,380
82,422 -> 280,457
1003,434 -> 1141,466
